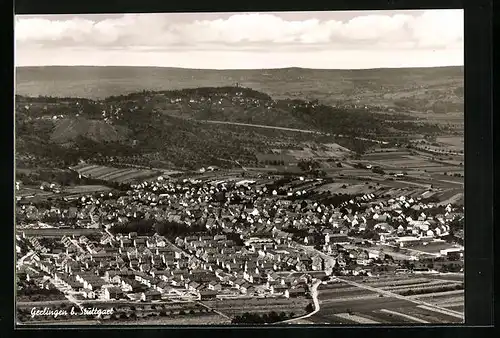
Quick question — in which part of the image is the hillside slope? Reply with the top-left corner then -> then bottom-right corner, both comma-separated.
15,86 -> 452,170
50,118 -> 130,143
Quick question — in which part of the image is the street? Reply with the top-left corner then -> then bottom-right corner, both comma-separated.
276,279 -> 321,324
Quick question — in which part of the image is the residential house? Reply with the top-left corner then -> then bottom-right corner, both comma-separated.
104,287 -> 124,300
140,290 -> 162,301
199,289 -> 218,300
207,280 -> 222,291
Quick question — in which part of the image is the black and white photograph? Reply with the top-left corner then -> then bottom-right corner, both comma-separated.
14,10 -> 465,326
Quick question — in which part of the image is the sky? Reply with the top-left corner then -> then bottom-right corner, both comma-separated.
14,10 -> 464,69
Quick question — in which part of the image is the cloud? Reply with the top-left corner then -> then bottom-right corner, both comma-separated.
15,10 -> 463,51
14,11 -> 463,68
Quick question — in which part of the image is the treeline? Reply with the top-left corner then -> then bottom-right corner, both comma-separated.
399,283 -> 463,296
286,101 -> 385,136
231,311 -> 296,324
109,219 -> 207,239
16,169 -> 81,187
16,94 -> 95,103
105,86 -> 272,102
17,280 -> 66,302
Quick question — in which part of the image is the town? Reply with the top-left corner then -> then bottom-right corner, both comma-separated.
16,157 -> 464,325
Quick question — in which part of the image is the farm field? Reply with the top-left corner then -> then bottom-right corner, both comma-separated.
16,187 -> 55,198
426,273 -> 464,283
394,305 -> 463,323
360,277 -> 437,288
420,166 -> 463,173
285,145 -> 350,160
314,182 -> 380,195
435,136 -> 464,150
307,313 -> 360,324
62,185 -> 111,194
431,181 -> 464,192
360,152 -> 463,179
70,164 -> 161,184
403,175 -> 463,190
403,242 -> 462,254
431,174 -> 464,183
371,159 -> 439,169
308,278 -> 464,324
363,151 -> 413,159
314,295 -> 417,323
380,281 -> 462,296
409,290 -> 464,307
446,305 -> 464,313
201,296 -> 310,317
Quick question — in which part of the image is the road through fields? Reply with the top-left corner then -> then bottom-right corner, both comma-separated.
333,277 -> 464,320
278,280 -> 321,324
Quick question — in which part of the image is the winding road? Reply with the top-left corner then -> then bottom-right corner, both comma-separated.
278,279 -> 322,324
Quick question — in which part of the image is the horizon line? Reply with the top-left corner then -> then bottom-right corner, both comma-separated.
15,64 -> 464,71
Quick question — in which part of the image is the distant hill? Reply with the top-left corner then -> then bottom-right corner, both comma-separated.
15,86 -> 414,170
15,66 -> 464,109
